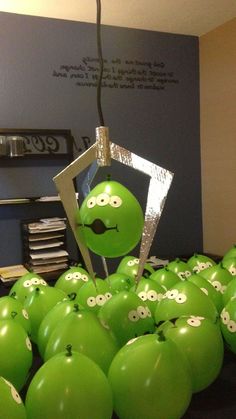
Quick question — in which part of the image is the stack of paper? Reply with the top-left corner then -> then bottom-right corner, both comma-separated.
22,217 -> 69,275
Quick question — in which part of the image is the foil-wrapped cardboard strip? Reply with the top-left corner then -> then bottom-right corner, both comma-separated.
96,126 -> 111,166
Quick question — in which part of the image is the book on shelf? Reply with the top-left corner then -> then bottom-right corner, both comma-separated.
21,217 -> 69,276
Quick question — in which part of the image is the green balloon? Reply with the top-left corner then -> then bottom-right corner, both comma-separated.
187,253 -> 216,273
77,180 -> 144,257
0,377 -> 27,419
155,281 -> 218,324
98,291 -> 155,347
106,273 -> 135,293
220,298 -> 236,353
135,278 -> 166,317
200,262 -> 233,295
54,265 -> 92,295
0,318 -> 33,391
23,286 -> 66,343
116,255 -> 154,279
166,258 -> 192,280
37,294 -> 80,358
44,307 -> 119,374
108,333 -> 192,419
76,278 -> 113,314
222,257 -> 236,277
150,267 -> 180,289
25,348 -> 113,419
10,273 -> 48,303
188,273 -> 222,312
0,295 -> 31,335
222,278 -> 236,306
157,316 -> 224,393
222,244 -> 236,261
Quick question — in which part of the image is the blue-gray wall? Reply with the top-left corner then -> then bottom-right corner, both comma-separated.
0,12 -> 202,269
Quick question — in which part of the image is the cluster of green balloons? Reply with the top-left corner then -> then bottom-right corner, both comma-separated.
0,242 -> 235,419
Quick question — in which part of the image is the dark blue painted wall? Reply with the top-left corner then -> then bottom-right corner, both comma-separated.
0,12 -> 202,268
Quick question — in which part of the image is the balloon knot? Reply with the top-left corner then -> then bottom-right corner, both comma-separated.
66,344 -> 72,357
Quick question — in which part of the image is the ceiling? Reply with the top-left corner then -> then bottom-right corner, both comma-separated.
0,0 -> 235,36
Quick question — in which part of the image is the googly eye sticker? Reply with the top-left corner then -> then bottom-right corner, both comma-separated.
72,272 -> 82,280
137,306 -> 147,319
23,280 -> 32,288
40,279 -> 47,286
96,193 -> 110,206
212,280 -> 222,292
87,196 -> 96,208
175,293 -> 187,304
95,294 -> 107,306
2,379 -> 22,404
81,274 -> 89,282
145,307 -> 152,317
187,318 -> 201,327
138,291 -> 147,301
147,290 -> 158,301
166,289 -> 178,300
200,287 -> 208,295
127,260 -> 135,267
22,309 -> 29,319
128,310 -> 139,322
86,296 -> 96,307
229,267 -> 236,276
227,320 -> 236,333
221,309 -> 230,325
110,195 -> 122,208
177,272 -> 186,281
31,278 -> 41,285
220,285 -> 227,294
26,336 -> 32,351
105,292 -> 112,300
65,273 -> 73,281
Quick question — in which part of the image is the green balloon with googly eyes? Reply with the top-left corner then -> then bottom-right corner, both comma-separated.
9,272 -> 48,304
54,266 -> 92,295
116,255 -> 154,279
108,333 -> 192,419
23,286 -> 67,343
0,317 -> 33,391
0,295 -> 31,335
37,295 -> 83,358
135,278 -> 166,317
223,277 -> 236,306
25,348 -> 113,419
105,273 -> 136,293
200,262 -> 233,296
75,278 -> 113,314
77,180 -> 144,258
187,253 -> 216,274
157,316 -> 224,393
222,244 -> 236,261
187,273 -> 222,313
155,281 -> 218,325
150,267 -> 180,289
44,306 -> 119,374
98,291 -> 155,347
166,258 -> 193,281
0,377 -> 27,419
220,298 -> 236,354
222,257 -> 236,277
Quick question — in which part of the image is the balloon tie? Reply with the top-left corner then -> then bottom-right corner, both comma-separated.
68,292 -> 77,301
66,344 -> 73,357
11,311 -> 18,319
156,330 -> 166,342
73,303 -> 79,312
10,292 -> 16,298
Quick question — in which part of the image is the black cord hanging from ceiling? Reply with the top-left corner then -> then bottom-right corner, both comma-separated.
96,0 -> 105,126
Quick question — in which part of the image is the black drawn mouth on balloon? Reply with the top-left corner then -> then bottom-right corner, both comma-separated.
78,218 -> 119,235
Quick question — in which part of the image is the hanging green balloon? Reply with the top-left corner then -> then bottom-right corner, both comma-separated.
76,179 -> 144,257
